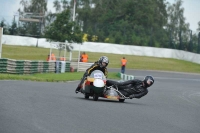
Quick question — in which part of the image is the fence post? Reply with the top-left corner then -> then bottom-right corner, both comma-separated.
198,32 -> 200,53
189,30 -> 193,52
179,30 -> 182,50
0,27 -> 3,58
120,73 -> 135,81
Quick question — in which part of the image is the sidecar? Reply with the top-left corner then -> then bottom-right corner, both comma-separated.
103,86 -> 129,102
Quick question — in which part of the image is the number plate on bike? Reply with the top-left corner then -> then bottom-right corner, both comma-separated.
94,73 -> 102,79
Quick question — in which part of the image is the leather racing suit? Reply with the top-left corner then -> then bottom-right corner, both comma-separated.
106,79 -> 148,99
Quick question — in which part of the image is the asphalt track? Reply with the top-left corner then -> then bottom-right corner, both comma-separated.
0,69 -> 200,133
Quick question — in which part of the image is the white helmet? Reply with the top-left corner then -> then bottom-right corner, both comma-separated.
98,56 -> 109,68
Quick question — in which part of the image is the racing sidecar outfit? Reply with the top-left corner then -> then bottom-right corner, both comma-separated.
106,79 -> 148,99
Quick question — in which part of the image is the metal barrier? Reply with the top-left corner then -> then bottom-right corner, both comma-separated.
120,73 -> 135,81
0,58 -> 96,74
70,62 -> 93,72
0,58 -> 71,74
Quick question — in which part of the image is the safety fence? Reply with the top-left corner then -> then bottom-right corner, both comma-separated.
0,58 -> 106,74
0,58 -> 71,74
119,73 -> 135,81
70,62 -> 93,72
55,61 -> 71,73
0,59 -> 136,81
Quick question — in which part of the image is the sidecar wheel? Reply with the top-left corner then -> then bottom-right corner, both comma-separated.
84,93 -> 89,99
119,99 -> 125,102
93,94 -> 99,101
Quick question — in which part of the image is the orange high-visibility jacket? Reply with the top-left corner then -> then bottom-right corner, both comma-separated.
51,54 -> 56,61
47,56 -> 50,61
121,59 -> 127,66
81,54 -> 88,62
60,57 -> 66,61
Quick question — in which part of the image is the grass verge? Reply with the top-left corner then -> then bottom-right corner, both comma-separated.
2,45 -> 200,74
1,44 -> 200,82
0,72 -> 120,82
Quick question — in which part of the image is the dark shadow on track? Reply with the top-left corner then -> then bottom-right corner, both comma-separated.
73,96 -> 148,106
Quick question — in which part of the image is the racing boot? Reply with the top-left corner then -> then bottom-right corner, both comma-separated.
75,86 -> 81,94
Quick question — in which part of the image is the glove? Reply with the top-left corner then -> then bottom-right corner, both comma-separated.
129,94 -> 135,99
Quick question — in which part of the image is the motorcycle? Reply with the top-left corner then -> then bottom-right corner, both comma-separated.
79,70 -> 130,102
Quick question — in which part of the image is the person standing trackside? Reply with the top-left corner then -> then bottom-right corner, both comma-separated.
46,55 -> 50,61
60,56 -> 66,61
51,52 -> 56,61
81,52 -> 88,62
121,57 -> 127,74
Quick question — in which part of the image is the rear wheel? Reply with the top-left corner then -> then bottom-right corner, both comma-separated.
119,99 -> 125,102
93,93 -> 99,101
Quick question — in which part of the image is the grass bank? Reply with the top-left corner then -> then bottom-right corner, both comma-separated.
0,72 -> 120,82
2,44 -> 200,75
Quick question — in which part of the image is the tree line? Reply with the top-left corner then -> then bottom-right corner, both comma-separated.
1,0 -> 200,53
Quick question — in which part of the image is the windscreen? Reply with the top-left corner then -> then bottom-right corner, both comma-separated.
89,70 -> 106,80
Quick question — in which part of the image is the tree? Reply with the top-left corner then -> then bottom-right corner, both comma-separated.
75,0 -> 168,46
20,0 -> 47,13
47,0 -> 70,28
61,0 -> 69,10
53,0 -> 62,13
20,0 -> 29,12
53,0 -> 70,13
0,19 -> 10,34
44,9 -> 83,43
9,19 -> 18,35
30,0 -> 47,13
166,0 -> 190,50
197,21 -> 200,31
45,11 -> 56,27
18,0 -> 47,36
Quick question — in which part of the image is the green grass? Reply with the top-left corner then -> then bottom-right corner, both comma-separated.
2,44 -> 200,74
0,72 -> 120,82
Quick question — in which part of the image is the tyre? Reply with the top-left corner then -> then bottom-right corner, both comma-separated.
119,99 -> 125,102
93,93 -> 99,101
84,93 -> 89,99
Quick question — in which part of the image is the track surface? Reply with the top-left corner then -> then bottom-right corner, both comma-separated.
0,69 -> 200,133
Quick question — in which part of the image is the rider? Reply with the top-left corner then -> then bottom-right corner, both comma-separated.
75,56 -> 109,93
106,76 -> 154,99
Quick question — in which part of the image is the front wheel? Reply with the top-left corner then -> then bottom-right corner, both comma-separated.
119,99 -> 125,102
84,93 -> 89,99
93,93 -> 99,101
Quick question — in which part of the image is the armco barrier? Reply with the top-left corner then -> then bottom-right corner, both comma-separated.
70,62 -> 93,72
0,59 -> 135,78
0,58 -> 98,74
0,58 -> 71,74
120,73 -> 135,81
55,61 -> 71,73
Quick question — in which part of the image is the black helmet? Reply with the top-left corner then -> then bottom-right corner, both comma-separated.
143,76 -> 154,87
98,56 -> 109,68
